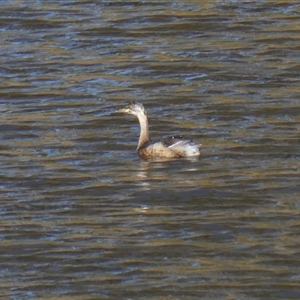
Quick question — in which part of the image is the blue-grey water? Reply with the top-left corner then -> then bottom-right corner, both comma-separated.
1,1 -> 300,299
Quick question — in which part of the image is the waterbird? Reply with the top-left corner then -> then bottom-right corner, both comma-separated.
118,102 -> 201,160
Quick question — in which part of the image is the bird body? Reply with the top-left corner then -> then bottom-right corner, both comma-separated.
118,102 -> 201,160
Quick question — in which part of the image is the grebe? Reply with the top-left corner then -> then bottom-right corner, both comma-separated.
118,102 -> 201,160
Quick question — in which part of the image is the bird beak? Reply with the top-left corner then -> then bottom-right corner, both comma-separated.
117,108 -> 129,113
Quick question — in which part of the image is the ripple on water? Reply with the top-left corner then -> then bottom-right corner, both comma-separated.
1,1 -> 300,299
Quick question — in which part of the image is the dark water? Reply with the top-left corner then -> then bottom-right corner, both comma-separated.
1,1 -> 300,299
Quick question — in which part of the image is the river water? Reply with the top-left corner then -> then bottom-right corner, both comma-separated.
1,1 -> 300,299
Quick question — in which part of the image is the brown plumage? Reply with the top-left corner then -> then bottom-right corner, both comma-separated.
118,102 -> 201,160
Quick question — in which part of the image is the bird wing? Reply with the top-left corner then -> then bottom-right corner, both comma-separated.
165,136 -> 201,157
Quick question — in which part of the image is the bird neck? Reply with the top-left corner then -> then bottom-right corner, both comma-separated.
136,112 -> 150,150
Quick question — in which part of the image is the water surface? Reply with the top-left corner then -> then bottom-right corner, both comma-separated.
1,1 -> 300,299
